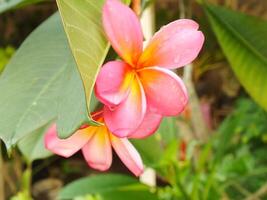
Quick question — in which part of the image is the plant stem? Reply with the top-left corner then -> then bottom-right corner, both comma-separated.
132,0 -> 141,16
172,164 -> 190,200
0,142 -> 4,200
184,64 -> 209,141
140,1 -> 155,40
21,163 -> 32,199
179,0 -> 209,141
179,0 -> 186,18
245,183 -> 267,200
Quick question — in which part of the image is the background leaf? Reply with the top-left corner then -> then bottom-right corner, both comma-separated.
58,174 -> 158,200
204,3 -> 267,111
56,0 -> 131,124
17,123 -> 52,163
0,13 -> 92,147
0,0 -> 44,14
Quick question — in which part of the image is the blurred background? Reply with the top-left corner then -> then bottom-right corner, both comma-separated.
1,0 -> 267,199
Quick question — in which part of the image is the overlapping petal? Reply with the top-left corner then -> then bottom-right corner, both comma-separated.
82,126 -> 112,171
95,61 -> 133,107
138,67 -> 188,116
129,110 -> 162,139
137,19 -> 204,69
103,0 -> 143,66
110,134 -> 143,176
104,77 -> 146,137
44,124 -> 95,158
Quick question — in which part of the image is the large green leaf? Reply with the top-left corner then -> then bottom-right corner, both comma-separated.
0,0 -> 43,14
56,0 -> 110,123
58,174 -> 158,200
0,13 -> 91,147
56,0 -> 130,123
56,62 -> 98,139
203,3 -> 267,111
18,123 -> 52,163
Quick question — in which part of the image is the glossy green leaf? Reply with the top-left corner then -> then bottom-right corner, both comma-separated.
0,0 -> 43,14
58,174 -> 157,200
56,0 -> 109,123
0,13 -> 91,147
18,123 -> 52,163
56,0 -> 130,124
204,3 -> 267,111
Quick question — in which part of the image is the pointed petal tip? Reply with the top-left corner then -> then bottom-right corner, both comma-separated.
132,164 -> 144,177
111,136 -> 144,176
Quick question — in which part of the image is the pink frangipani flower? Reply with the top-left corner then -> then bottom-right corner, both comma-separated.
44,111 -> 143,176
95,0 -> 204,138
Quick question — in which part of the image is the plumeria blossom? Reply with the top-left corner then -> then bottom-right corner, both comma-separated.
95,0 -> 205,138
44,111 -> 143,176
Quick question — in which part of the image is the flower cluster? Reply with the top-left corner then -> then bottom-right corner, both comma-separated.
45,0 -> 204,176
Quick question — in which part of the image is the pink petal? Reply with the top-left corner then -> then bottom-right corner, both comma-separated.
137,19 -> 204,69
44,124 -> 94,158
129,110 -> 162,139
110,134 -> 143,176
103,0 -> 143,66
95,61 -> 133,107
104,77 -> 146,137
138,67 -> 188,116
82,126 -> 112,171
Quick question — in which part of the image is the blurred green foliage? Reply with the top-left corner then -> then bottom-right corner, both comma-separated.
0,46 -> 15,74
128,97 -> 267,200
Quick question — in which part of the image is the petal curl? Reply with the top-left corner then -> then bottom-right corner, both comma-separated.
82,126 -> 112,171
110,134 -> 143,176
95,61 -> 133,107
138,67 -> 188,116
103,0 -> 143,66
138,19 -> 204,69
129,110 -> 162,139
44,124 -> 94,158
104,77 -> 146,137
